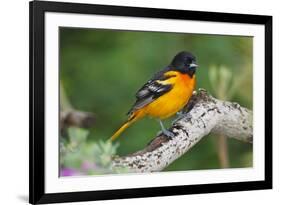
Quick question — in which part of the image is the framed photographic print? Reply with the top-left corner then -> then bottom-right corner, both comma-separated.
29,0 -> 272,204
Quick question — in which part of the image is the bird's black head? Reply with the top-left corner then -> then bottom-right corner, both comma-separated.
170,51 -> 198,77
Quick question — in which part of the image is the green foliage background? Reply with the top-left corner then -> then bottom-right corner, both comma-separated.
60,27 -> 253,173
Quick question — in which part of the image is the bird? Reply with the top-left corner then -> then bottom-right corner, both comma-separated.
110,51 -> 198,141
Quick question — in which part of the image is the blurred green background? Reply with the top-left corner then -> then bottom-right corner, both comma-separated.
60,27 -> 253,174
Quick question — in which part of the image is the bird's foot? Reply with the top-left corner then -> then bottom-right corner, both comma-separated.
158,120 -> 175,138
172,112 -> 192,125
158,129 -> 175,138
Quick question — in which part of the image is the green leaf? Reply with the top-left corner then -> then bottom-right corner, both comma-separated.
68,127 -> 89,143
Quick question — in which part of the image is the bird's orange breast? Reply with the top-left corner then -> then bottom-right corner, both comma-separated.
143,71 -> 196,119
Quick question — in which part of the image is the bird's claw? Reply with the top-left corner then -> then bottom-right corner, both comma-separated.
161,129 -> 175,138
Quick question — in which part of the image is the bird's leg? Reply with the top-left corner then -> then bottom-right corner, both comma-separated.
172,110 -> 192,125
177,110 -> 185,117
159,120 -> 175,138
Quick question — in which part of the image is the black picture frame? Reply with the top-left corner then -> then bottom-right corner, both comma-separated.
29,0 -> 272,204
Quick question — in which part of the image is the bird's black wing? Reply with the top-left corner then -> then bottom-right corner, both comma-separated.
128,67 -> 175,115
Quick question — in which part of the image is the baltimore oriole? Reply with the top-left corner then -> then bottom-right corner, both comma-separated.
110,51 -> 198,141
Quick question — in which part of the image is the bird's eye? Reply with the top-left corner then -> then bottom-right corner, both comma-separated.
184,61 -> 192,67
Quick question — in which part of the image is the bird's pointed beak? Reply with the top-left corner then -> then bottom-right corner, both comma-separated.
190,63 -> 198,69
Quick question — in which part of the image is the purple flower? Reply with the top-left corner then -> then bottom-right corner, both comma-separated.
81,161 -> 97,172
60,168 -> 80,176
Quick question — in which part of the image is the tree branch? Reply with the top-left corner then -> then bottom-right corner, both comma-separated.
60,83 -> 95,134
60,110 -> 95,130
112,89 -> 252,172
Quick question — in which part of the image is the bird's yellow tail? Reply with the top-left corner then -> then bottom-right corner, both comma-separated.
110,121 -> 132,141
110,110 -> 144,141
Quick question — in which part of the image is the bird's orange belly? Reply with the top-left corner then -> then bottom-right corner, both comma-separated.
144,76 -> 195,119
